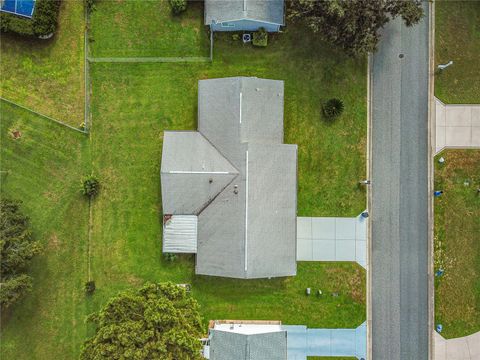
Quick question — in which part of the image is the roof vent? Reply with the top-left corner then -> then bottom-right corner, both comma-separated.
209,178 -> 213,183
255,88 -> 260,91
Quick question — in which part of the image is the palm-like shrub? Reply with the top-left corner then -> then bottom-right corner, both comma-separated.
169,0 -> 187,15
82,175 -> 99,198
322,98 -> 344,120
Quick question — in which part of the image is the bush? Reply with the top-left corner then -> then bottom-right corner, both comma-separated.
169,0 -> 187,15
82,175 -> 99,198
85,0 -> 96,14
322,98 -> 344,120
232,33 -> 240,41
164,252 -> 177,262
0,0 -> 62,37
252,27 -> 268,47
85,281 -> 96,295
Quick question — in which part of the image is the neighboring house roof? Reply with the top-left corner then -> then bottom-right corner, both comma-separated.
209,328 -> 287,360
161,77 -> 297,279
205,0 -> 284,26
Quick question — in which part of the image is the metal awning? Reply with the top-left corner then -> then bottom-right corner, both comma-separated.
163,215 -> 197,253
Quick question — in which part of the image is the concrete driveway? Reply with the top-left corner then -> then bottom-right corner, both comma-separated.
297,215 -> 367,268
434,331 -> 480,360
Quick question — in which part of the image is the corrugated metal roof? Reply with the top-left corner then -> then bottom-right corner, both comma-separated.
205,0 -> 284,26
163,215 -> 198,253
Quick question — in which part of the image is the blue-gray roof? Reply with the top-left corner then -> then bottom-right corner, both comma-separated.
161,77 -> 297,279
205,0 -> 284,25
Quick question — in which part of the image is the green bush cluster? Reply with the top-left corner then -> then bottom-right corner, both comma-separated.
84,281 -> 96,295
0,0 -> 62,37
322,98 -> 344,120
82,175 -> 100,198
252,27 -> 268,47
169,0 -> 187,15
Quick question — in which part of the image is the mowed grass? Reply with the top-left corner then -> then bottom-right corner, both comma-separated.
89,0 -> 209,57
0,0 -> 85,126
435,1 -> 480,103
434,150 -> 480,338
0,102 -> 90,359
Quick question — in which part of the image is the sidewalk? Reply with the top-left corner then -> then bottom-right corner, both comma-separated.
434,98 -> 480,154
434,330 -> 480,360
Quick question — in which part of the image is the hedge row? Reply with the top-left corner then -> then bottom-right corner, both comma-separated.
0,0 -> 62,37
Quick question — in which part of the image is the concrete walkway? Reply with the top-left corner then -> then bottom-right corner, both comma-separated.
434,98 -> 480,154
284,322 -> 367,360
434,331 -> 480,360
297,214 -> 367,268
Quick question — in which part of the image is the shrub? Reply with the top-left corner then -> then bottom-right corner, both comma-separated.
164,252 -> 177,262
82,175 -> 99,198
252,27 -> 268,47
0,0 -> 62,37
232,33 -> 240,41
85,281 -> 96,295
322,98 -> 344,120
169,0 -> 187,15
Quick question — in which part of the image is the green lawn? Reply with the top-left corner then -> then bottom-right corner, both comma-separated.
434,150 -> 480,339
0,0 -> 85,126
1,1 -> 368,358
0,102 -> 90,359
89,0 -> 209,58
435,1 -> 480,103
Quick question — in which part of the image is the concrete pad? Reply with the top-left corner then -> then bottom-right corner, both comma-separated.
335,218 -> 356,240
465,332 -> 480,358
472,107 -> 480,127
356,240 -> 367,264
355,322 -> 367,359
472,126 -> 480,147
330,329 -> 356,356
446,106 -> 472,127
445,337 -> 470,359
446,126 -> 472,147
436,126 -> 446,151
297,238 -> 313,261
434,332 -> 446,360
312,240 -> 335,261
335,240 -> 356,261
436,100 -> 446,126
297,217 -> 312,239
312,217 -> 335,239
355,217 -> 367,240
307,329 -> 331,355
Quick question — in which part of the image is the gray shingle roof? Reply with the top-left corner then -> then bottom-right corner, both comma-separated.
209,330 -> 288,360
205,0 -> 284,26
161,77 -> 297,279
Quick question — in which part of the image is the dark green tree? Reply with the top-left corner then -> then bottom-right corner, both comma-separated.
81,282 -> 204,360
288,0 -> 424,56
0,199 -> 41,309
169,0 -> 187,15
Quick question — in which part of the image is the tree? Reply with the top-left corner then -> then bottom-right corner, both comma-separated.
0,199 -> 41,309
81,282 -> 204,360
288,0 -> 424,56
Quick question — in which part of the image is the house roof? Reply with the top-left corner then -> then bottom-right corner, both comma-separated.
161,77 -> 297,279
205,0 -> 284,26
209,330 -> 288,360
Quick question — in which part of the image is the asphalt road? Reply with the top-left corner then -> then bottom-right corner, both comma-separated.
370,3 -> 430,360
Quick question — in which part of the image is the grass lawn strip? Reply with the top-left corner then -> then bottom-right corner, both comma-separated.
434,150 -> 480,338
0,102 -> 90,359
89,0 -> 209,58
435,1 -> 480,103
0,0 -> 85,127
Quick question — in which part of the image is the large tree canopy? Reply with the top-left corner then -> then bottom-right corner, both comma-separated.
0,198 -> 41,309
288,0 -> 424,56
81,282 -> 204,360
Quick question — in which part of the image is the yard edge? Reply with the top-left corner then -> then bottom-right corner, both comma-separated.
366,52 -> 373,360
428,1 -> 436,359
